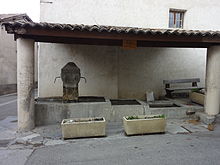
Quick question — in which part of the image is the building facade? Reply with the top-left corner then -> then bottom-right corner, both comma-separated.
38,0 -> 220,99
0,14 -> 37,95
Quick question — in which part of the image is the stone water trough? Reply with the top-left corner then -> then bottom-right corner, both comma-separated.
35,62 -> 204,126
61,117 -> 106,139
123,114 -> 166,136
35,98 -> 203,126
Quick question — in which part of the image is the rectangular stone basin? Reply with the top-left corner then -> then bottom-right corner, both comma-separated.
110,99 -> 141,105
149,103 -> 181,108
61,117 -> 106,139
123,115 -> 166,136
36,96 -> 106,103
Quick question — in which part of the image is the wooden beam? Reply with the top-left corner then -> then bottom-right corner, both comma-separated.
14,27 -> 220,44
138,41 -> 213,48
19,34 -> 215,48
20,35 -> 123,46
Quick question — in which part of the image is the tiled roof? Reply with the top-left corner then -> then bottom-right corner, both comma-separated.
3,21 -> 220,37
0,14 -> 32,23
0,14 -> 18,19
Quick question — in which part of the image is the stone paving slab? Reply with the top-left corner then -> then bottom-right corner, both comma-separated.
181,124 -> 208,133
0,126 -> 16,141
44,139 -> 67,146
0,116 -> 17,131
166,124 -> 189,134
0,149 -> 33,165
32,124 -> 62,140
166,119 -> 209,134
0,116 -> 17,144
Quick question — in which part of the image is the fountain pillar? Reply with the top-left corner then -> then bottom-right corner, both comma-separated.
205,46 -> 220,115
17,38 -> 35,131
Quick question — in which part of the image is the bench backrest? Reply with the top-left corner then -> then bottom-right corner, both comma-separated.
163,78 -> 200,84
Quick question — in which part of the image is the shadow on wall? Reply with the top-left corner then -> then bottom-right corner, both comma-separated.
118,47 -> 206,99
39,44 -> 206,100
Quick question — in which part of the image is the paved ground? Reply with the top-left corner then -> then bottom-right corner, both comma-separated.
25,119 -> 220,165
27,132 -> 220,165
0,94 -> 220,165
0,94 -> 17,120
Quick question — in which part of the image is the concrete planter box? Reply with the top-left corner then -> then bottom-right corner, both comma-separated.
189,92 -> 204,105
61,117 -> 106,139
123,115 -> 166,136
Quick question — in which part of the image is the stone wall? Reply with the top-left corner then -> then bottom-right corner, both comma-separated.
0,26 -> 38,95
0,26 -> 17,95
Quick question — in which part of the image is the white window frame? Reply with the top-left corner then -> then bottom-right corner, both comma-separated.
169,9 -> 186,29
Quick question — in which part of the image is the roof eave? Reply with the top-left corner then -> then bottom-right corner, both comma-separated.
3,21 -> 220,48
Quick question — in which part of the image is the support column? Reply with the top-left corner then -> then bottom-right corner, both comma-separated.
17,38 -> 35,132
205,46 -> 220,115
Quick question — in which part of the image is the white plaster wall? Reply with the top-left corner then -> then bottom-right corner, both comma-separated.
39,44 -> 118,98
0,26 -> 38,86
39,0 -> 220,99
41,0 -> 220,30
0,26 -> 17,85
39,43 -> 206,99
118,48 -> 206,99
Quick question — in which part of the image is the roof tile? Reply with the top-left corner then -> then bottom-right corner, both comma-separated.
3,21 -> 220,38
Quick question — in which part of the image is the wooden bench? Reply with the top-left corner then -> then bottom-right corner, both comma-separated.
163,78 -> 204,98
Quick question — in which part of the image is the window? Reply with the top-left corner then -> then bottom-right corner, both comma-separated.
169,9 -> 185,28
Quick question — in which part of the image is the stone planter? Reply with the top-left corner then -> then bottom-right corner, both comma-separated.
61,117 -> 106,139
123,115 -> 166,136
189,92 -> 204,105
